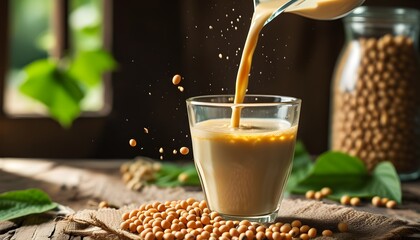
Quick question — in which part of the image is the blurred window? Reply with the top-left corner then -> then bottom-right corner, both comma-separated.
3,0 -> 111,116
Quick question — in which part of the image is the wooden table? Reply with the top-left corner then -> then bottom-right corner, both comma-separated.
1,158 -> 419,239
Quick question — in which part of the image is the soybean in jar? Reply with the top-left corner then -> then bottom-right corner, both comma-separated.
330,7 -> 420,180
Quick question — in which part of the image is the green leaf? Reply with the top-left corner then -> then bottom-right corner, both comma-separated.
312,151 -> 367,175
153,163 -> 201,188
179,165 -> 201,186
368,162 -> 402,203
290,151 -> 401,203
19,59 -> 84,127
69,49 -> 116,86
0,189 -> 58,221
19,59 -> 57,106
154,163 -> 184,187
324,162 -> 401,202
286,141 -> 313,192
48,80 -> 83,128
294,140 -> 309,156
292,152 -> 368,194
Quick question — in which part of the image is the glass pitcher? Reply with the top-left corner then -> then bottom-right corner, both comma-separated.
254,0 -> 365,24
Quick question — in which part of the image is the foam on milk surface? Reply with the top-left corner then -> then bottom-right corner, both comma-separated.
193,118 -> 295,136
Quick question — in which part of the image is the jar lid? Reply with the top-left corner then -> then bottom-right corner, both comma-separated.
344,6 -> 420,24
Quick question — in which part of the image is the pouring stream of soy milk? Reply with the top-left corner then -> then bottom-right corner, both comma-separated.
231,0 -> 293,128
231,0 -> 364,128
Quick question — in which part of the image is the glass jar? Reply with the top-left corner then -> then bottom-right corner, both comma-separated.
331,7 -> 420,180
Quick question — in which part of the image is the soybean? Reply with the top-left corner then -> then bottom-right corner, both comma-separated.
338,222 -> 349,232
386,200 -> 397,209
180,147 -> 190,155
307,228 -> 317,238
322,229 -> 333,236
350,197 -> 361,206
340,195 -> 351,205
305,190 -> 315,199
129,139 -> 137,147
314,191 -> 323,200
372,196 -> 382,207
172,74 -> 182,85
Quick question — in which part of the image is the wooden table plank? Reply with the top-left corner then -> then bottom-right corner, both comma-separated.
0,220 -> 21,234
50,220 -> 72,240
32,219 -> 58,239
0,232 -> 14,240
8,214 -> 54,240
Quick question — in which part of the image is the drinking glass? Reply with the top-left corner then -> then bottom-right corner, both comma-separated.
186,95 -> 301,222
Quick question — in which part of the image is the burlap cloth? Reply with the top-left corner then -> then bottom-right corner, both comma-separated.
63,198 -> 420,240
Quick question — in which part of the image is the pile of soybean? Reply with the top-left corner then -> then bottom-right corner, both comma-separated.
120,198 -> 347,240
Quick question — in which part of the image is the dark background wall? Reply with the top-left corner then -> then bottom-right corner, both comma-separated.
98,0 -> 343,159
1,0 -> 420,159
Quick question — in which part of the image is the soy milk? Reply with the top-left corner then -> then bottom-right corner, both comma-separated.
191,118 -> 297,215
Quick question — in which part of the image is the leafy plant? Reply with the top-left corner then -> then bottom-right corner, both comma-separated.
289,151 -> 402,203
19,49 -> 116,127
0,189 -> 58,221
17,0 -> 116,128
286,141 -> 313,191
154,163 -> 200,188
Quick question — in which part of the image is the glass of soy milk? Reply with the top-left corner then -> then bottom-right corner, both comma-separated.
186,95 -> 301,222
